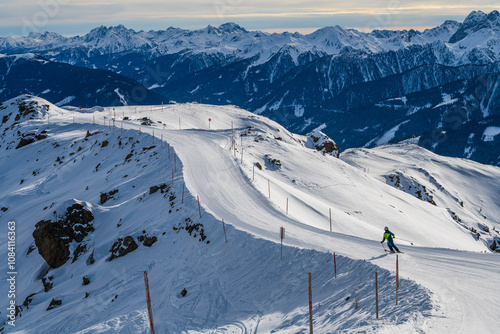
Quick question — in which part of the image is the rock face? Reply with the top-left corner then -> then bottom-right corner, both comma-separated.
33,203 -> 95,268
108,236 -> 138,261
306,131 -> 340,158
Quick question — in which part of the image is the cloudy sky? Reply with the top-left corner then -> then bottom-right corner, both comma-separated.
1,0 -> 498,36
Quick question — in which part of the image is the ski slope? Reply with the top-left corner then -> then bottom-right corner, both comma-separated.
1,96 -> 499,333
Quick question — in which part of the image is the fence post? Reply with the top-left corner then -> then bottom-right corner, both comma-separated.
375,272 -> 379,319
396,255 -> 399,306
308,272 -> 313,334
143,271 -> 156,334
280,227 -> 285,259
222,219 -> 227,242
198,195 -> 201,218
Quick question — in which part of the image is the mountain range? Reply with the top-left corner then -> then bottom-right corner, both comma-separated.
1,10 -> 500,165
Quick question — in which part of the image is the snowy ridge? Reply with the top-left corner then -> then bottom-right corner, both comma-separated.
1,11 -> 500,66
0,95 -> 499,333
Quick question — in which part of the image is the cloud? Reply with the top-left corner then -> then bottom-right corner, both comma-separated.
0,0 -> 498,36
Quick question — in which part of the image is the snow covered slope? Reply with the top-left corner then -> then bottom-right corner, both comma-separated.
0,96 -> 499,333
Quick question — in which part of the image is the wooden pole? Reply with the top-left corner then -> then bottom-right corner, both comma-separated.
143,271 -> 155,334
396,255 -> 399,306
308,272 -> 313,334
222,219 -> 227,242
280,227 -> 284,259
198,195 -> 201,218
375,272 -> 379,319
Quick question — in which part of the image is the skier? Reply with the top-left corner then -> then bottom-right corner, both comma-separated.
381,227 -> 401,253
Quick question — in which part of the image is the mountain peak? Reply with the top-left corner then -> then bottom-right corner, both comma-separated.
448,10 -> 500,43
218,22 -> 247,33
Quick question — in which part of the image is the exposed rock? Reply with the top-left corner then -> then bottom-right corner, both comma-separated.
149,183 -> 169,194
23,293 -> 36,309
264,154 -> 282,168
47,298 -> 62,311
42,276 -> 54,292
138,232 -> 158,247
82,276 -> 90,285
180,288 -> 187,297
16,137 -> 35,149
108,236 -> 138,261
33,204 -> 94,268
100,189 -> 119,204
173,218 -> 209,244
306,131 -> 340,158
33,220 -> 70,268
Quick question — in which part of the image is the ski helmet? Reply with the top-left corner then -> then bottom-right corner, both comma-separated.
384,226 -> 388,231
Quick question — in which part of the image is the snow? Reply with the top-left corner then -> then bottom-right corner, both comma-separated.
55,96 -> 75,106
482,126 -> 500,141
373,120 -> 409,146
433,93 -> 458,109
0,95 -> 499,333
1,11 -> 498,67
113,88 -> 127,106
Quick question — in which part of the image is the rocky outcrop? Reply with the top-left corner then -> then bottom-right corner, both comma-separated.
108,236 -> 138,261
306,131 -> 340,158
33,203 -> 94,268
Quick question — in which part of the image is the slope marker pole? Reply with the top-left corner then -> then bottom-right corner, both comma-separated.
222,219 -> 227,243
197,195 -> 201,218
280,227 -> 285,259
396,255 -> 399,306
375,272 -> 379,319
308,272 -> 313,334
143,271 -> 156,334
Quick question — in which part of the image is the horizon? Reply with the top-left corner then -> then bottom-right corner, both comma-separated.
0,23 -> 443,39
0,1 -> 497,37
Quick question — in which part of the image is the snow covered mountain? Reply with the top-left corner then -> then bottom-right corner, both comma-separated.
1,11 -> 500,165
0,95 -> 499,333
0,54 -> 165,107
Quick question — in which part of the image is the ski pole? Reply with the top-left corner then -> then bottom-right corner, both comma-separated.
397,237 -> 413,245
381,242 -> 387,252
